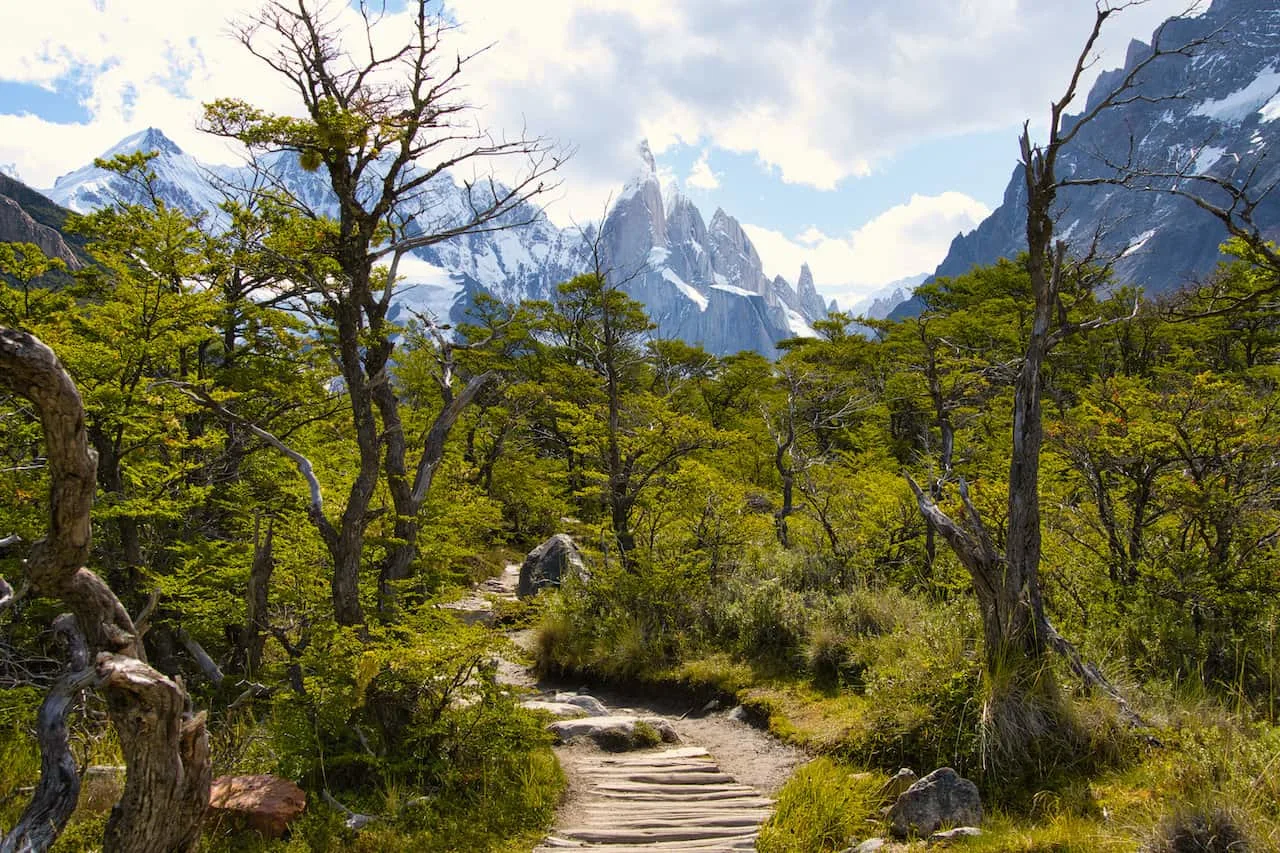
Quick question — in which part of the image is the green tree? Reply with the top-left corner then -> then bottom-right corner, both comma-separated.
202,0 -> 563,625
0,243 -> 69,326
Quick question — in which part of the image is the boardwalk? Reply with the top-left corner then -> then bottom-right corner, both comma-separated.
534,746 -> 772,852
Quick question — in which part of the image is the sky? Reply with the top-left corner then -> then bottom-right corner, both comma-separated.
0,0 -> 1196,307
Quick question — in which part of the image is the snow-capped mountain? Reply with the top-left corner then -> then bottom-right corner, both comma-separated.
597,142 -> 821,354
846,274 -> 926,320
45,133 -> 828,356
924,0 -> 1280,302
49,128 -> 236,219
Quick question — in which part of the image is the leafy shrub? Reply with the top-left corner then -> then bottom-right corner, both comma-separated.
535,550 -> 709,680
268,613 -> 547,791
757,758 -> 884,853
730,578 -> 808,666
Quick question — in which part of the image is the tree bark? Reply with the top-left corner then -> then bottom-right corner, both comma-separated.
99,655 -> 211,853
0,615 -> 92,853
246,519 -> 274,674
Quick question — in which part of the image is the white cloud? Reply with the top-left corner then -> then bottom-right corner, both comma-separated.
0,0 -> 1193,218
444,0 -> 1191,207
686,150 -> 720,189
743,192 -> 992,306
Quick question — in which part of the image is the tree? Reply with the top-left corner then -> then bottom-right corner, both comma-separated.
0,243 -> 69,326
905,3 -> 1185,752
760,355 -> 866,548
56,154 -> 218,582
545,272 -> 719,560
201,0 -> 564,625
879,260 -> 1028,576
0,329 -> 209,853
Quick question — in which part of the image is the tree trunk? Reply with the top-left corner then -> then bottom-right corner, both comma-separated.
100,655 -> 211,853
0,328 -> 210,853
0,615 -> 92,853
377,372 -> 492,610
246,520 -> 274,675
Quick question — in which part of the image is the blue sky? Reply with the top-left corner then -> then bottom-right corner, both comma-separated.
0,0 -> 1194,306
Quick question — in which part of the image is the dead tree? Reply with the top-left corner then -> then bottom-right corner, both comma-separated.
906,2 -> 1182,727
0,328 -> 210,853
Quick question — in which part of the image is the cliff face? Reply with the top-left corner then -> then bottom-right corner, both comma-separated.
0,174 -> 84,269
906,0 -> 1280,318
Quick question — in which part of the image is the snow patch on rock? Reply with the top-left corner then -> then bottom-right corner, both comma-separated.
1192,65 -> 1280,124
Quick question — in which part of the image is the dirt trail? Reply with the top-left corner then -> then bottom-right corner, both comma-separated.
472,564 -> 806,853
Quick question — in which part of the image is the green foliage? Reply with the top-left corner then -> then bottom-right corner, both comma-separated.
757,759 -> 884,853
267,613 -> 534,788
0,242 -> 70,325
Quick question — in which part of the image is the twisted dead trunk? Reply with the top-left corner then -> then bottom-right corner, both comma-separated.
0,328 -> 211,853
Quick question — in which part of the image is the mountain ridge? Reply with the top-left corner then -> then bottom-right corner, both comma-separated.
894,0 -> 1280,319
43,133 -> 845,356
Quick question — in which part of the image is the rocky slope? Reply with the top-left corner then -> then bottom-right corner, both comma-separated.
0,174 -> 86,270
896,0 -> 1280,319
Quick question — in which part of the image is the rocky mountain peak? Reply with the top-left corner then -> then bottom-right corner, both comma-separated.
637,138 -> 656,174
106,127 -> 184,158
794,262 -> 826,319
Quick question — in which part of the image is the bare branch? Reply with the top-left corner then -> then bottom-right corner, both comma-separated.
163,382 -> 335,545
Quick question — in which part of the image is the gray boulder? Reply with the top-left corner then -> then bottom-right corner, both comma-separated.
521,700 -> 589,718
554,692 -> 609,716
887,767 -> 982,839
548,715 -> 680,751
517,534 -> 587,598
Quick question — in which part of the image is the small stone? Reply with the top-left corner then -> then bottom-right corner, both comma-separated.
345,813 -> 376,831
930,826 -> 982,843
554,692 -> 608,716
888,767 -> 982,839
727,705 -> 750,722
209,775 -> 306,839
877,767 -> 918,803
854,838 -> 887,852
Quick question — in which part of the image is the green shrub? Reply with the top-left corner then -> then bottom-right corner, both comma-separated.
731,578 -> 808,666
267,612 -> 547,791
534,550 -> 709,680
757,758 -> 884,853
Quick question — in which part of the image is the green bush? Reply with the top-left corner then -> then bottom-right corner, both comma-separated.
730,578 -> 808,666
757,758 -> 884,853
267,613 -> 547,791
534,550 -> 709,680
